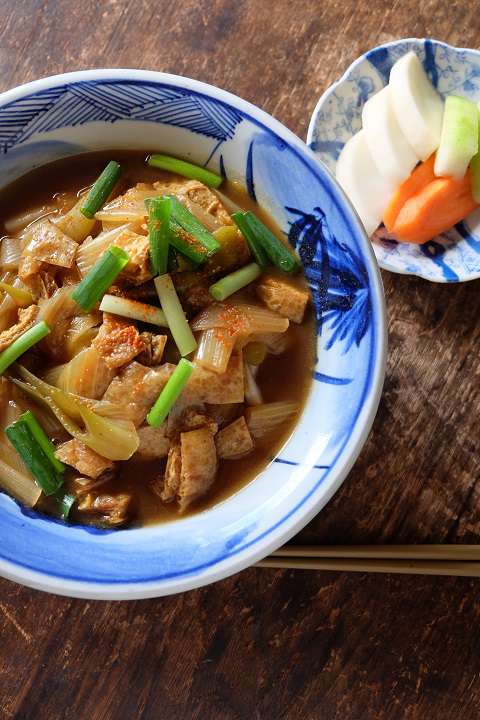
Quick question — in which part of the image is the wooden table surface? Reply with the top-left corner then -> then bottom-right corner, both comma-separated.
1,1 -> 480,718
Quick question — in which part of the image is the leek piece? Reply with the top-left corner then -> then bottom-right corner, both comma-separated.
232,212 -> 299,273
0,321 -> 50,375
148,196 -> 171,275
231,212 -> 268,267
0,281 -> 33,307
71,246 -> 129,311
168,196 -> 221,256
209,262 -> 262,301
5,420 -> 63,496
154,274 -> 197,356
148,154 -> 222,188
99,294 -> 168,327
80,161 -> 122,219
54,489 -> 75,520
19,410 -> 65,473
147,358 -> 194,427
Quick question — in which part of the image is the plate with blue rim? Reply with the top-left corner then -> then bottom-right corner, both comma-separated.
0,69 -> 385,599
307,37 -> 480,283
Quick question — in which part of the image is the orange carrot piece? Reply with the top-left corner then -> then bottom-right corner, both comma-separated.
383,154 -> 436,230
391,171 -> 478,244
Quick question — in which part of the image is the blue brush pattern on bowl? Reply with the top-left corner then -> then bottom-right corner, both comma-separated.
307,38 -> 480,283
0,70 -> 385,599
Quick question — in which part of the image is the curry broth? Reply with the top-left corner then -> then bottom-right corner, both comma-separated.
0,150 -> 316,526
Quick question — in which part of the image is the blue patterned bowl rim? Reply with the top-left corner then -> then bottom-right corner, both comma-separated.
307,37 -> 480,284
0,70 -> 386,598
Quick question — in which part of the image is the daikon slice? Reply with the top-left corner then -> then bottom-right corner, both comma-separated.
389,51 -> 444,161
434,95 -> 478,181
362,86 -> 420,184
336,130 -> 395,236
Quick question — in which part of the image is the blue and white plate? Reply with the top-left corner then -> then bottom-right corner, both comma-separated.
0,70 -> 386,598
308,38 -> 480,283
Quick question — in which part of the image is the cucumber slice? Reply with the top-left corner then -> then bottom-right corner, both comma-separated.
362,86 -> 420,185
470,106 -> 480,203
336,130 -> 395,236
389,51 -> 444,161
434,95 -> 478,181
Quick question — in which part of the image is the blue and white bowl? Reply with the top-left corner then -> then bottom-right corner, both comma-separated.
308,38 -> 480,283
0,70 -> 386,599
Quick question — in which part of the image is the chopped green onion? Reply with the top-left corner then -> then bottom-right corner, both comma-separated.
234,211 -> 300,273
231,212 -> 268,268
99,294 -> 168,327
168,196 -> 221,257
209,262 -> 262,301
0,281 -> 34,307
147,358 -> 194,427
154,274 -> 197,356
148,154 -> 222,188
80,161 -> 122,219
148,196 -> 171,275
71,246 -> 130,311
5,420 -> 63,496
0,321 -> 50,375
54,489 -> 76,520
19,410 -> 65,474
145,198 -> 206,265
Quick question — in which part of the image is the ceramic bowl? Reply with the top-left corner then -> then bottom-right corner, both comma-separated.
0,70 -> 386,599
308,38 -> 480,283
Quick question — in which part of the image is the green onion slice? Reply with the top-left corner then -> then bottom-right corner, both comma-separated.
231,212 -> 268,268
233,211 -> 300,273
19,410 -> 65,474
5,420 -> 63,496
168,196 -> 221,257
148,196 -> 171,275
209,262 -> 262,301
154,274 -> 197,356
80,161 -> 122,219
0,321 -> 50,375
54,489 -> 76,520
71,246 -> 130,311
147,358 -> 194,427
148,154 -> 222,188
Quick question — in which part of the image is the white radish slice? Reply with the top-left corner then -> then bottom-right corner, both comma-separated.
389,51 -> 444,161
434,95 -> 478,181
336,130 -> 395,236
362,86 -> 420,185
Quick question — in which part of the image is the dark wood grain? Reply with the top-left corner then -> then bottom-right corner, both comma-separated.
1,1 -> 480,718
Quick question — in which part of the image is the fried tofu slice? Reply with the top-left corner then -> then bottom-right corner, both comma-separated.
0,305 -> 38,352
215,416 -> 254,459
183,354 -> 244,404
55,439 -> 114,479
93,313 -> 146,369
114,229 -> 153,285
102,361 -> 175,426
138,332 -> 167,366
24,220 -> 78,268
135,425 -> 170,461
162,442 -> 182,503
256,275 -> 309,324
179,427 -> 217,510
77,492 -> 130,527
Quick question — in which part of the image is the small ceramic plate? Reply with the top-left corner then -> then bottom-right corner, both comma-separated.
307,37 -> 480,283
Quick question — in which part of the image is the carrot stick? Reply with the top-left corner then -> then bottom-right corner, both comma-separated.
391,170 -> 478,244
383,154 -> 436,230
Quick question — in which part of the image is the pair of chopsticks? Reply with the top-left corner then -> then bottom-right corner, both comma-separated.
257,545 -> 480,577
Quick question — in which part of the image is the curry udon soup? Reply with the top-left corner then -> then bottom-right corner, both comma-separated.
0,151 -> 315,528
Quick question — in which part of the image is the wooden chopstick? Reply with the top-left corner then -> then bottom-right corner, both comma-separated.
270,544 -> 480,561
257,557 -> 480,577
256,545 -> 480,576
